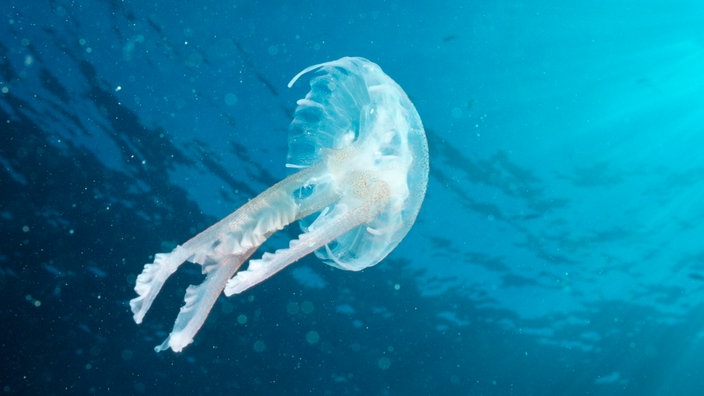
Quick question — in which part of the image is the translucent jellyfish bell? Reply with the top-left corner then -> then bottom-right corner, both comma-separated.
130,57 -> 429,353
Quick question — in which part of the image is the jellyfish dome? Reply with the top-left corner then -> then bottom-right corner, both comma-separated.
286,57 -> 429,271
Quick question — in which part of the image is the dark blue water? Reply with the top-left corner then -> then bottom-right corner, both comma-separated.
2,1 -> 704,395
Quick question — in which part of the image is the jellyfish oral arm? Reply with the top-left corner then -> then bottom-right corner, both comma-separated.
130,164 -> 390,353
153,253 -> 249,352
225,173 -> 390,295
130,164 -> 336,352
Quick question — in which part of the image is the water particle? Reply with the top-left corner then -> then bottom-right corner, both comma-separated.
305,330 -> 320,344
286,301 -> 300,315
253,340 -> 266,352
300,301 -> 314,314
224,93 -> 238,106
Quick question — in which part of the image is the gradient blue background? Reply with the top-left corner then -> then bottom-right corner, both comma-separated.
2,1 -> 704,394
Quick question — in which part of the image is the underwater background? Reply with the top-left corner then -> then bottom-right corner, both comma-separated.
2,0 -> 704,395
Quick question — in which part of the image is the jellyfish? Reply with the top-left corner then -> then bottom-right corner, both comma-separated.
130,57 -> 429,352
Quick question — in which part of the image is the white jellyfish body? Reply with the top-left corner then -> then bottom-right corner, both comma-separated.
130,57 -> 429,353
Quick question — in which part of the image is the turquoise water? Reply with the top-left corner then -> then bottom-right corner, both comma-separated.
1,1 -> 703,394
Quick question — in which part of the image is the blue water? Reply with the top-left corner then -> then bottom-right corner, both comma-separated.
1,1 -> 704,395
